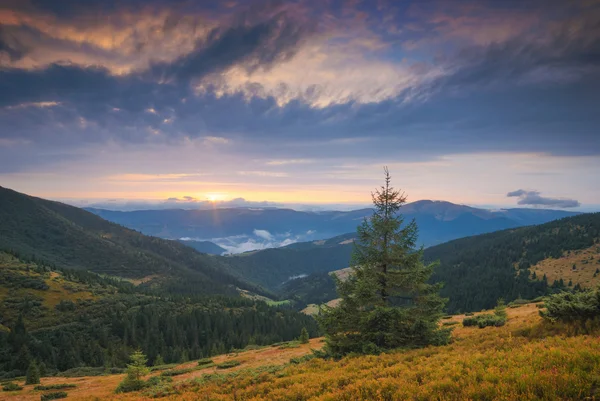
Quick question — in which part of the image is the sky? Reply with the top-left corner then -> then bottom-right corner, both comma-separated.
0,0 -> 599,211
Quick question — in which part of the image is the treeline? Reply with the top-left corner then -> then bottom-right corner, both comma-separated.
0,253 -> 318,378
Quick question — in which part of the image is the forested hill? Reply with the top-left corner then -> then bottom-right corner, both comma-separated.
281,213 -> 600,313
0,186 -> 265,297
0,251 -> 318,378
427,212 -> 600,313
222,233 -> 357,289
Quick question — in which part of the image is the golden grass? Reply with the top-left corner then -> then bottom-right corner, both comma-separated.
0,339 -> 322,401
3,304 -> 599,401
531,245 -> 600,287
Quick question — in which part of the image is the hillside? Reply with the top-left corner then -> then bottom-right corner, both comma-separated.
0,186 -> 265,296
3,303 -> 600,400
177,240 -> 227,255
86,201 -> 578,250
222,233 -> 356,289
427,212 -> 600,313
276,213 -> 600,313
0,251 -> 318,378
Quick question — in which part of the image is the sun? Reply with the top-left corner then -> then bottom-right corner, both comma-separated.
206,193 -> 224,202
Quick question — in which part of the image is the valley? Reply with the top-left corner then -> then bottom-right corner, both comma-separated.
0,187 -> 598,400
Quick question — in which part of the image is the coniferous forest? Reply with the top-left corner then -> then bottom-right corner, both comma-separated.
0,251 -> 318,379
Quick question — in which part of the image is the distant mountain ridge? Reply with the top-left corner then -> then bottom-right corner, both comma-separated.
0,186 -> 267,297
87,201 -> 579,250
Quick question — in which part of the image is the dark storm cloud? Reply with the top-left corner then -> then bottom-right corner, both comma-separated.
149,11 -> 310,82
0,25 -> 29,61
0,0 -> 599,171
507,189 -> 581,208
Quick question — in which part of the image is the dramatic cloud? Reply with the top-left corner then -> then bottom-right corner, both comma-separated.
507,189 -> 581,208
0,0 -> 598,209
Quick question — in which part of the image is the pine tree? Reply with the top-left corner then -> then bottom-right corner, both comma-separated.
299,327 -> 309,344
116,350 -> 149,393
318,168 -> 450,357
154,354 -> 165,366
25,360 -> 40,385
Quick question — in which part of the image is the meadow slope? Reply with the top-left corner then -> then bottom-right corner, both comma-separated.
2,303 -> 599,400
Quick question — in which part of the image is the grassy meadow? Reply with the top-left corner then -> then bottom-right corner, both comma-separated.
2,302 -> 599,400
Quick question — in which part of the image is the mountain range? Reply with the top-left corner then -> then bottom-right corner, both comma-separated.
0,186 -> 266,297
87,201 -> 579,252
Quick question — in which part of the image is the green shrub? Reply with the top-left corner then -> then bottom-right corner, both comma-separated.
464,312 -> 474,316
144,376 -> 177,398
160,368 -> 194,377
441,315 -> 453,320
40,392 -> 68,400
278,341 -> 300,349
216,360 -> 241,370
147,376 -> 172,386
442,321 -> 459,326
289,355 -> 316,365
115,379 -> 146,393
34,384 -> 76,390
2,382 -> 23,391
540,288 -> 600,323
149,363 -> 178,372
197,358 -> 214,367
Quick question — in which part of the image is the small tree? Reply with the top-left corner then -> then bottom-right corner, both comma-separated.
299,327 -> 310,344
318,168 -> 450,357
25,360 -> 40,385
154,354 -> 165,366
115,350 -> 149,393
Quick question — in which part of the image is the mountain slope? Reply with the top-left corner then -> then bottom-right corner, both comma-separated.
277,213 -> 600,313
0,251 -> 318,377
178,240 -> 227,255
222,233 -> 356,289
427,212 -> 600,313
0,186 -> 264,296
86,201 -> 579,249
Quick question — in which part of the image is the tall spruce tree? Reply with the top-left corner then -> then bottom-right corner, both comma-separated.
318,168 -> 450,357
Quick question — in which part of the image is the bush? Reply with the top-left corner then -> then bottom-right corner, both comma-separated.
463,314 -> 506,328
278,341 -> 300,349
144,376 -> 177,398
464,312 -> 474,316
2,382 -> 23,391
463,301 -> 507,328
160,368 -> 194,377
540,288 -> 600,323
40,391 -> 68,400
147,376 -> 173,386
197,358 -> 214,366
34,384 -> 76,390
216,360 -> 241,370
289,355 -> 315,365
115,378 -> 146,393
442,321 -> 459,326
